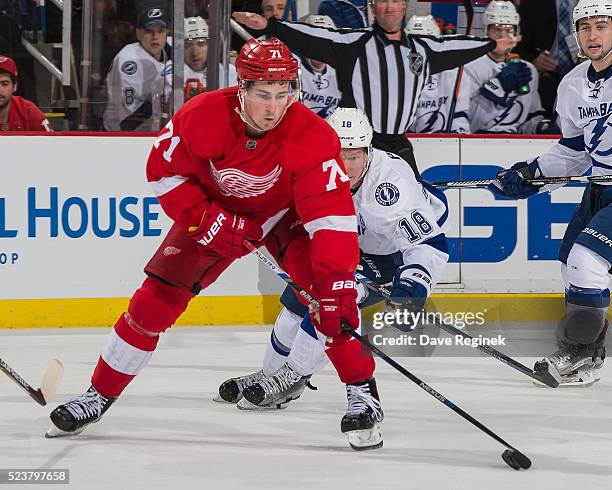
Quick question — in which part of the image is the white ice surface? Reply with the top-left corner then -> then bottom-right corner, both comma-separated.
1,326 -> 611,490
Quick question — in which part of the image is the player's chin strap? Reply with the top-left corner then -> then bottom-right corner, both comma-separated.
576,36 -> 612,62
236,80 -> 300,134
351,145 -> 374,188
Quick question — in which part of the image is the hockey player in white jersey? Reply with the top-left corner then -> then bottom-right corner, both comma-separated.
182,16 -> 238,101
406,15 -> 468,133
493,0 -> 612,385
460,1 -> 552,134
295,15 -> 342,118
217,108 -> 449,448
103,7 -> 173,131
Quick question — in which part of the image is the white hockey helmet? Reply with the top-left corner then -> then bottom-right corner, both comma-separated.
406,15 -> 441,37
185,16 -> 209,40
572,0 -> 612,59
327,107 -> 373,149
483,1 -> 520,28
327,108 -> 373,184
299,14 -> 336,29
572,0 -> 612,32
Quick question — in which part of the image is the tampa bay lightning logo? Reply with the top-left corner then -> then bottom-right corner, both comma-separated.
587,79 -> 603,99
586,113 -> 612,159
375,182 -> 400,206
424,75 -> 438,91
312,74 -> 329,90
121,61 -> 138,75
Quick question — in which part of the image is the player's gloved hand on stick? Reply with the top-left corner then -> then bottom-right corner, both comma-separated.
480,62 -> 532,106
188,202 -> 263,258
389,274 -> 428,311
311,273 -> 359,338
489,159 -> 543,199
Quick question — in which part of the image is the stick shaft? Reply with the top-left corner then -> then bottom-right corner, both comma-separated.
245,241 -> 522,452
0,357 -> 47,405
354,273 -> 559,387
434,174 -> 612,188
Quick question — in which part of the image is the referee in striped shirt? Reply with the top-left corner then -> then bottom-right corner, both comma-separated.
234,1 -> 515,177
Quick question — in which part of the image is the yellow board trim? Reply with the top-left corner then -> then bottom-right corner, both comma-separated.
0,296 -> 283,329
0,293 -> 609,328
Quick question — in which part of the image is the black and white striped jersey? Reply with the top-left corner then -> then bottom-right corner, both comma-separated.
266,18 -> 495,136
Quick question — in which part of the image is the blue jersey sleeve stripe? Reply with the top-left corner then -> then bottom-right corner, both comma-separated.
592,158 -> 612,170
399,263 -> 432,279
559,135 -> 586,152
422,233 -> 449,254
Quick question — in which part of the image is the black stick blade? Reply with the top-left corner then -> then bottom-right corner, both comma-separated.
502,450 -> 532,470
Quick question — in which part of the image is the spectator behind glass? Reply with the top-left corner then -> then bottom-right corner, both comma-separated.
103,7 -> 173,131
181,16 -> 238,101
459,1 -> 553,134
317,0 -> 371,28
515,0 -> 578,118
0,11 -> 38,103
262,0 -> 290,20
0,55 -> 51,132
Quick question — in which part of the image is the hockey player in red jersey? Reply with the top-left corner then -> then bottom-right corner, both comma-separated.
47,37 -> 382,450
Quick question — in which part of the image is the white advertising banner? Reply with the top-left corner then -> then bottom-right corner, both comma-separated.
0,135 -> 590,303
0,136 -> 277,300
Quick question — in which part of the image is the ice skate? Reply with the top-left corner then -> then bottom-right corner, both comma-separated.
46,386 -> 116,438
534,339 -> 605,387
341,378 -> 384,450
237,363 -> 310,410
214,370 -> 266,403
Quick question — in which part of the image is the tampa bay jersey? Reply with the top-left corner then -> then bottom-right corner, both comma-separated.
297,56 -> 342,119
408,68 -> 470,133
103,42 -> 173,132
461,55 -> 546,134
353,148 -> 449,291
536,62 -> 612,183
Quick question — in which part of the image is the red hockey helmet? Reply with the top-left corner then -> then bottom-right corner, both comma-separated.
235,38 -> 301,133
235,38 -> 299,82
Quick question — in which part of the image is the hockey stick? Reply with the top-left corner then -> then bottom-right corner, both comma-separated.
244,241 -> 532,470
354,272 -> 560,387
433,174 -> 612,188
0,357 -> 64,406
444,0 -> 474,133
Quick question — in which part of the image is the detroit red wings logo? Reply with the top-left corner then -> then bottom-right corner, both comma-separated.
210,161 -> 282,198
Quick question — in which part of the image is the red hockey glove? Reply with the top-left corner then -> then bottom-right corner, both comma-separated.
311,273 -> 359,338
188,202 -> 263,259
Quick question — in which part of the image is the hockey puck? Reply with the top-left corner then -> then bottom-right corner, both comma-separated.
501,449 -> 532,470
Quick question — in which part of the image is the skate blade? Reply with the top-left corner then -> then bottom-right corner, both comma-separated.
45,424 -> 86,438
533,365 -> 600,387
213,394 -> 241,404
236,397 -> 288,411
346,423 -> 383,451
